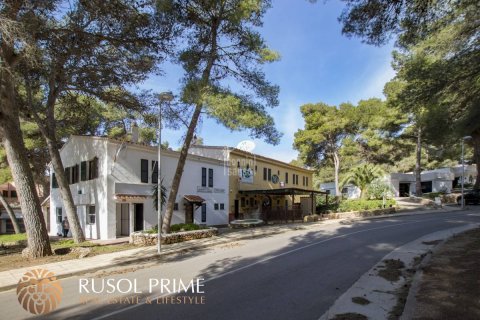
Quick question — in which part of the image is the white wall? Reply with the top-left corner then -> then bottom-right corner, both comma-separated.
49,137 -> 107,239
50,136 -> 230,240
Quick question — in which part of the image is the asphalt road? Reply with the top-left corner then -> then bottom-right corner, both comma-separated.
3,209 -> 480,320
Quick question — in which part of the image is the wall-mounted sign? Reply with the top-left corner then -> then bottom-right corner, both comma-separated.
271,174 -> 279,184
239,168 -> 254,184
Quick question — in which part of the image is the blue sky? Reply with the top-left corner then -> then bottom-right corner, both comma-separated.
143,0 -> 395,163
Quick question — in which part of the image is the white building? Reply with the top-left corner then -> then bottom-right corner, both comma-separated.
390,165 -> 477,197
320,164 -> 477,198
319,182 -> 361,199
49,136 -> 229,240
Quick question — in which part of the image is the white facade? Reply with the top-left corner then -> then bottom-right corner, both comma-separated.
49,136 -> 229,240
320,182 -> 361,199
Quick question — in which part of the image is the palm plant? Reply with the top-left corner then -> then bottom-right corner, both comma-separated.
341,163 -> 383,198
152,181 -> 167,210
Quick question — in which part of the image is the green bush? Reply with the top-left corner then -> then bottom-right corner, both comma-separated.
170,223 -> 206,233
337,199 -> 396,212
145,223 -> 206,234
316,194 -> 340,212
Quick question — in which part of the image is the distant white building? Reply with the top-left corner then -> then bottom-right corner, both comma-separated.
319,182 -> 361,199
320,164 -> 477,198
390,165 -> 477,197
48,136 -> 229,240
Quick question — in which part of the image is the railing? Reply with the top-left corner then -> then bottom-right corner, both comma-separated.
260,208 -> 304,223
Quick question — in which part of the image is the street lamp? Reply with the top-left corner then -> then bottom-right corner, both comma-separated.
157,91 -> 174,254
461,135 -> 472,209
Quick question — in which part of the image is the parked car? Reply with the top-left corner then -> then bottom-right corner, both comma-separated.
457,189 -> 480,205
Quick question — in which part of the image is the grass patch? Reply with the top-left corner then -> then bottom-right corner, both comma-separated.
332,313 -> 368,320
378,259 -> 405,282
352,296 -> 371,305
0,233 -> 27,244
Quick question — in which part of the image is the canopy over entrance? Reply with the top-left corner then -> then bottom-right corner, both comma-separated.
183,195 -> 205,205
239,187 -> 328,196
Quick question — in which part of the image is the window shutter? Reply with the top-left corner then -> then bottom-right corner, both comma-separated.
201,167 -> 207,187
141,159 -> 149,183
52,173 -> 58,189
263,167 -> 267,180
208,168 -> 213,187
80,161 -> 87,181
201,203 -> 207,222
152,161 -> 158,184
268,168 -> 271,181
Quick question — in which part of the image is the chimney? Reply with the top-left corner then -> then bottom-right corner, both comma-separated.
131,123 -> 139,143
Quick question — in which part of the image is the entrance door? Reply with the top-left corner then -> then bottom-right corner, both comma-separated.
399,183 -> 410,197
185,203 -> 194,224
120,203 -> 129,236
234,200 -> 239,219
134,203 -> 144,231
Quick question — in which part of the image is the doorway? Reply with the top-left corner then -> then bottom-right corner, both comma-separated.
399,183 -> 410,197
185,203 -> 194,224
234,200 -> 239,219
134,203 -> 144,231
120,203 -> 129,236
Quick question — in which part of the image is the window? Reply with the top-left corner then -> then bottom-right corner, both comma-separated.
263,168 -> 267,181
80,161 -> 87,181
250,197 -> 254,207
87,206 -> 96,224
255,165 -> 257,172
89,157 -> 98,180
268,168 -> 272,181
11,190 -> 17,198
56,207 -> 62,223
278,170 -> 280,175
208,168 -> 213,187
2,190 -> 8,197
214,203 -> 219,210
201,204 -> 206,223
201,167 -> 207,187
152,161 -> 158,184
303,176 -> 305,186
241,197 -> 245,207
306,177 -> 309,187
65,167 -> 71,184
174,203 -> 178,211
237,161 -> 240,168
140,159 -> 149,183
220,203 -> 225,210
52,173 -> 58,189
72,164 -> 79,184
285,172 -> 289,184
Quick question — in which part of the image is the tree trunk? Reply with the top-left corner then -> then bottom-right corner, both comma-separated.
0,193 -> 21,234
333,151 -> 341,196
44,135 -> 85,242
162,104 -> 203,233
472,130 -> 480,189
415,128 -> 422,196
161,19 -> 220,233
0,74 -> 52,257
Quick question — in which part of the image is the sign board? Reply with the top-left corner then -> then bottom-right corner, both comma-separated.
238,168 -> 254,184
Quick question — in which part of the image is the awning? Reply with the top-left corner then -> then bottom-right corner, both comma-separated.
239,187 -> 328,196
184,195 -> 205,205
115,194 -> 149,201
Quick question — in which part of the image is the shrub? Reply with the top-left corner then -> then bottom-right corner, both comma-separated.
337,199 -> 396,212
316,194 -> 340,212
367,179 -> 394,200
170,223 -> 206,233
145,223 -> 206,234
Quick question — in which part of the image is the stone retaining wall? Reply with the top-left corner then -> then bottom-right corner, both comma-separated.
130,228 -> 218,246
326,207 -> 396,220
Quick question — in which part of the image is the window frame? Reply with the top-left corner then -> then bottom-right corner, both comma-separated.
140,159 -> 149,183
87,205 -> 96,225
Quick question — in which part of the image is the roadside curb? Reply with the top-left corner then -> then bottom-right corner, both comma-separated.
318,223 -> 479,320
0,207 -> 466,292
